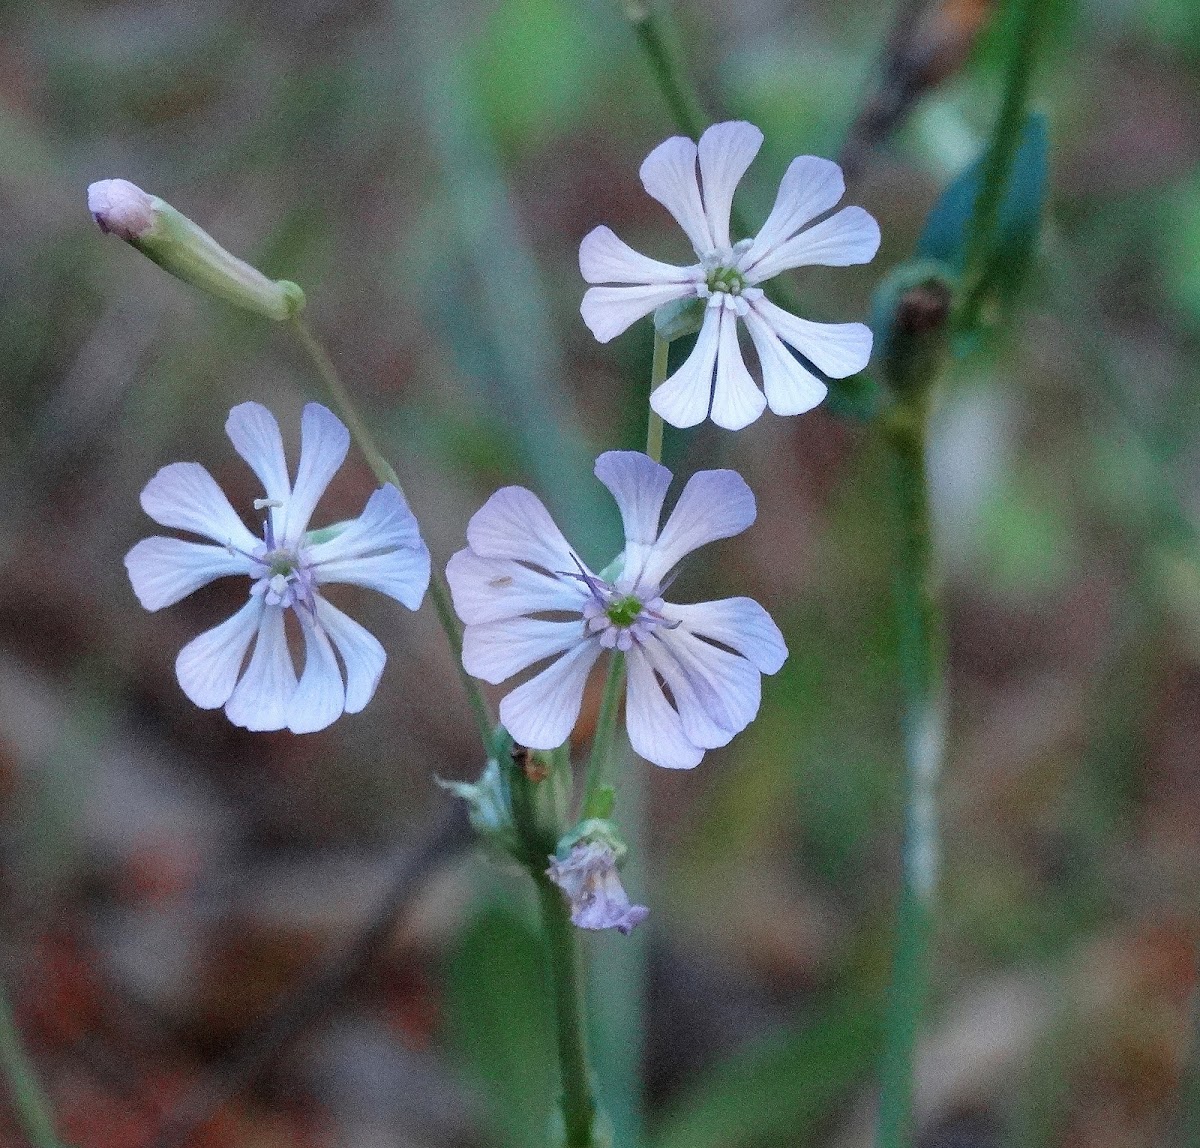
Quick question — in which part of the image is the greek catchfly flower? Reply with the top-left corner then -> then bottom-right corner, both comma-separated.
446,451 -> 787,769
579,121 -> 880,429
125,402 -> 430,733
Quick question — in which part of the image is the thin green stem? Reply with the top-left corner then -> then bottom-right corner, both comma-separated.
622,2 -> 705,142
646,333 -> 669,464
582,654 -> 627,821
875,399 -> 944,1148
289,317 -> 497,757
0,979 -> 61,1148
535,876 -> 602,1148
954,0 -> 1044,332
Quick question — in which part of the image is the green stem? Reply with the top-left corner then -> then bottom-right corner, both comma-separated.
954,0 -> 1044,332
535,876 -> 602,1148
646,333 -> 669,464
0,980 -> 61,1148
875,398 -> 944,1148
289,317 -> 497,757
622,2 -> 705,142
582,654 -> 627,820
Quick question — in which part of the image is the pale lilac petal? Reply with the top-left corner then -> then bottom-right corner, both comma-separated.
740,155 -> 846,274
445,549 -> 587,625
579,226 -> 697,286
315,597 -> 386,714
287,611 -> 345,733
125,537 -> 254,611
649,304 -> 721,429
224,605 -> 297,731
709,306 -> 767,431
745,205 -> 880,282
639,135 -> 712,254
546,842 -> 648,935
697,121 -> 763,250
750,298 -> 872,378
285,403 -> 350,541
624,648 -> 703,769
174,597 -> 263,710
225,402 -> 290,538
306,485 -> 423,562
463,618 -> 585,685
581,283 -> 694,343
314,549 -> 431,610
498,640 -> 603,750
593,452 -> 671,590
644,628 -> 761,748
639,468 -> 756,591
666,597 -> 788,674
140,462 -> 259,551
743,306 -> 828,416
465,486 -> 580,575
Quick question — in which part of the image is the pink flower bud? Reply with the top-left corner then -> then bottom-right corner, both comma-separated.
87,179 -> 156,241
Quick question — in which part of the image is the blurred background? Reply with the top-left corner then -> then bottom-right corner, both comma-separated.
1,0 -> 1199,1143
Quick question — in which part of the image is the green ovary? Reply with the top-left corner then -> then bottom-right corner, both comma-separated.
707,267 -> 746,295
605,595 -> 644,627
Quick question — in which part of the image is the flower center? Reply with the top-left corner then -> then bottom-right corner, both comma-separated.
251,545 -> 315,611
605,594 -> 645,628
705,265 -> 747,296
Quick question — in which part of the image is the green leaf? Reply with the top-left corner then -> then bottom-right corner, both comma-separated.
917,112 -> 1049,307
648,997 -> 880,1148
445,899 -> 556,1148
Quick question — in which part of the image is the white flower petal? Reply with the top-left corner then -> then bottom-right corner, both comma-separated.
307,485 -> 425,563
697,121 -> 763,250
464,617 -> 584,685
174,597 -> 264,710
579,226 -> 697,286
745,205 -> 880,283
649,305 -> 721,429
125,537 -> 254,611
593,451 -> 671,590
285,403 -> 350,541
639,134 -> 712,254
743,306 -> 828,416
225,402 -> 291,538
709,306 -> 767,431
750,298 -> 872,378
581,283 -> 694,344
287,611 -> 346,734
464,486 -> 581,575
315,549 -> 431,610
740,155 -> 846,274
498,639 -> 602,751
140,462 -> 259,551
640,467 -> 756,591
666,597 -> 788,674
315,597 -> 386,714
224,605 -> 298,731
445,549 -> 587,625
624,648 -> 703,769
644,627 -> 761,748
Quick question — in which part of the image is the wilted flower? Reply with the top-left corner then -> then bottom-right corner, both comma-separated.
580,121 -> 880,429
446,451 -> 787,769
547,840 -> 648,935
125,402 -> 430,732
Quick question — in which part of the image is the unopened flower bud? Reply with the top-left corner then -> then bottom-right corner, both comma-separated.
86,178 -> 305,322
88,179 -> 155,241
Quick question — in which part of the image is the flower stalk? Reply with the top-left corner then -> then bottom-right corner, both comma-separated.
0,978 -> 62,1148
582,654 -> 627,820
289,317 -> 498,756
646,333 -> 669,464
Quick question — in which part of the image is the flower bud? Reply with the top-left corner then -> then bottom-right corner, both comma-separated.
86,179 -> 305,322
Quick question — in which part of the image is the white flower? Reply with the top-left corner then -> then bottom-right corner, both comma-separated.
124,402 -> 431,733
546,841 -> 648,935
445,451 -> 787,769
579,121 -> 880,430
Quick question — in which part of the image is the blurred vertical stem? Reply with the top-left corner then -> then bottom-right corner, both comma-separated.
620,1 -> 705,140
875,391 -> 944,1148
0,979 -> 61,1148
583,655 -> 627,821
289,317 -> 497,757
954,0 -> 1045,333
646,332 -> 669,463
